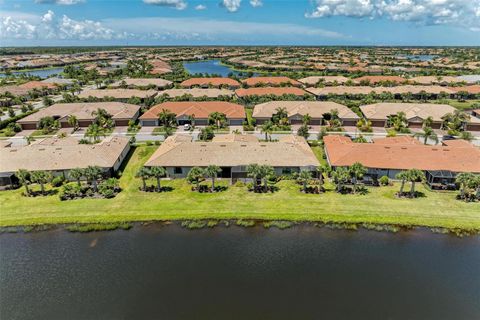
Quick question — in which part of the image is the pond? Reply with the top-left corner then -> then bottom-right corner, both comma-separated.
396,54 -> 438,62
0,67 -> 65,79
0,225 -> 479,319
183,60 -> 240,77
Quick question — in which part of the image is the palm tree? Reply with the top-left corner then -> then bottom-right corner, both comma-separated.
455,172 -> 474,200
302,113 -> 312,126
158,109 -> 177,128
441,110 -> 470,133
136,166 -> 151,191
150,166 -> 166,192
261,120 -> 274,141
273,107 -> 288,125
68,115 -> 79,132
349,162 -> 367,194
187,167 -> 205,191
246,164 -> 261,190
298,170 -> 311,193
422,116 -> 434,129
208,112 -> 227,129
69,168 -> 84,187
259,165 -> 275,191
204,165 -> 222,192
86,123 -> 103,143
16,169 -> 31,196
188,114 -> 196,127
24,135 -> 34,145
316,164 -> 330,187
31,171 -> 52,195
415,126 -> 438,145
407,169 -> 425,197
84,166 -> 103,192
331,167 -> 349,193
396,171 -> 408,195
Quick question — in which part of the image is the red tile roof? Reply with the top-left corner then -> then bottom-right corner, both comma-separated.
353,76 -> 406,84
324,135 -> 480,173
235,87 -> 308,97
18,81 -> 57,90
450,85 -> 480,94
181,77 -> 240,87
140,101 -> 245,120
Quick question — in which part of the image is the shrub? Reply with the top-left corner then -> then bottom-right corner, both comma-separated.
234,181 -> 245,187
236,219 -> 256,227
154,140 -> 161,145
379,176 -> 389,186
51,175 -> 65,187
146,141 -> 153,146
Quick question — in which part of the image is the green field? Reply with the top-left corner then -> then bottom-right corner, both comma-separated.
0,145 -> 479,230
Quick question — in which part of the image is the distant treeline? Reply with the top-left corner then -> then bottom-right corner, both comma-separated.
0,47 -> 125,55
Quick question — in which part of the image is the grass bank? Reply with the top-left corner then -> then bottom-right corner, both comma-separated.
0,146 -> 479,231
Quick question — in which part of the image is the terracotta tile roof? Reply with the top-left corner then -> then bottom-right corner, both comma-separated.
111,78 -> 172,88
17,102 -> 140,123
353,76 -> 406,84
409,76 -> 459,85
18,81 -> 57,90
181,77 -> 240,87
323,135 -> 480,173
140,101 -> 245,120
252,101 -> 359,119
298,76 -> 349,85
306,85 -> 455,96
145,134 -> 319,168
235,87 -> 308,97
450,85 -> 480,94
373,136 -> 422,145
0,136 -> 130,173
242,77 -> 301,86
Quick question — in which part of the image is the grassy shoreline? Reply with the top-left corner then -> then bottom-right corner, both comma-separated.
1,146 -> 479,232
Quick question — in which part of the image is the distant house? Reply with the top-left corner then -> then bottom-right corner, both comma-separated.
306,85 -> 455,99
242,77 -> 302,87
252,101 -> 360,126
298,76 -> 350,86
110,78 -> 172,89
449,85 -> 480,95
78,89 -> 157,102
157,88 -> 234,98
0,136 -> 131,188
41,77 -> 75,87
17,102 -> 140,130
409,76 -> 459,85
359,102 -> 480,130
235,87 -> 309,98
139,101 -> 246,126
180,77 -> 240,89
18,81 -> 58,91
353,76 -> 406,85
472,109 -> 480,118
323,135 -> 480,186
144,134 -> 319,180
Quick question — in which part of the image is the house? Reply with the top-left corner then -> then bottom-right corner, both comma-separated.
111,78 -> 172,89
353,76 -> 406,85
235,87 -> 309,98
360,102 -> 480,130
455,75 -> 480,84
78,89 -> 157,102
306,85 -> 454,99
17,102 -> 141,130
242,77 -> 302,87
252,101 -> 360,126
298,76 -> 350,86
409,76 -> 459,85
18,81 -> 58,91
472,109 -> 480,118
0,136 -> 131,188
157,88 -> 234,98
144,134 -> 319,180
41,77 -> 75,87
180,77 -> 240,89
139,101 -> 246,126
323,135 -> 480,187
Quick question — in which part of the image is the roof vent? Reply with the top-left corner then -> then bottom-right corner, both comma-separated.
220,144 -> 226,147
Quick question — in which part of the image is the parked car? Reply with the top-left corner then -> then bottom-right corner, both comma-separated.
183,124 -> 191,131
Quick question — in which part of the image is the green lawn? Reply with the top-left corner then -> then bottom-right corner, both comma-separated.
0,146 -> 479,230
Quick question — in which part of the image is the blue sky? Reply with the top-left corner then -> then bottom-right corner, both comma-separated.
1,0 -> 479,46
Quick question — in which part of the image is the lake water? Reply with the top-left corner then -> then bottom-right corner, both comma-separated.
0,67 -> 64,79
183,60 -> 240,77
1,225 -> 479,320
397,54 -> 438,62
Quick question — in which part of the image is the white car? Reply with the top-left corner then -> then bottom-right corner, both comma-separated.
183,124 -> 191,131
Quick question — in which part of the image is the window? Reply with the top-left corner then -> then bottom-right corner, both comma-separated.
174,167 -> 183,174
282,168 -> 292,174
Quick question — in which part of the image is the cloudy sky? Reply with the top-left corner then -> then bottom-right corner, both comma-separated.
1,0 -> 479,46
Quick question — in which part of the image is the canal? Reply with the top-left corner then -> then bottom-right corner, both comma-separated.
0,225 -> 479,319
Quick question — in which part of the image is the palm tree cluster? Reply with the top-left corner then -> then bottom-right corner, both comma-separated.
455,173 -> 480,202
38,116 -> 60,135
158,109 -> 177,129
324,109 -> 343,131
16,169 -> 52,196
414,117 -> 438,145
246,164 -> 276,193
387,111 -> 409,133
331,162 -> 367,194
136,166 -> 167,192
186,165 -> 223,192
208,112 -> 227,129
441,110 -> 470,134
395,169 -> 426,198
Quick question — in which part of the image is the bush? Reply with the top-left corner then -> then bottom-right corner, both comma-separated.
51,175 -> 65,187
146,141 -> 153,146
234,181 -> 245,187
99,188 -> 115,198
154,140 -> 161,145
379,176 -> 389,186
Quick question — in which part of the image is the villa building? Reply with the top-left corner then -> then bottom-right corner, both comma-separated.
78,89 -> 157,102
180,77 -> 240,89
242,77 -> 302,87
144,134 -> 319,180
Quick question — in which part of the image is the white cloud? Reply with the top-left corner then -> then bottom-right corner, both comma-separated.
306,0 -> 480,30
221,0 -> 241,12
0,10 -> 124,41
143,0 -> 187,10
35,0 -> 85,5
195,4 -> 206,10
250,0 -> 262,7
